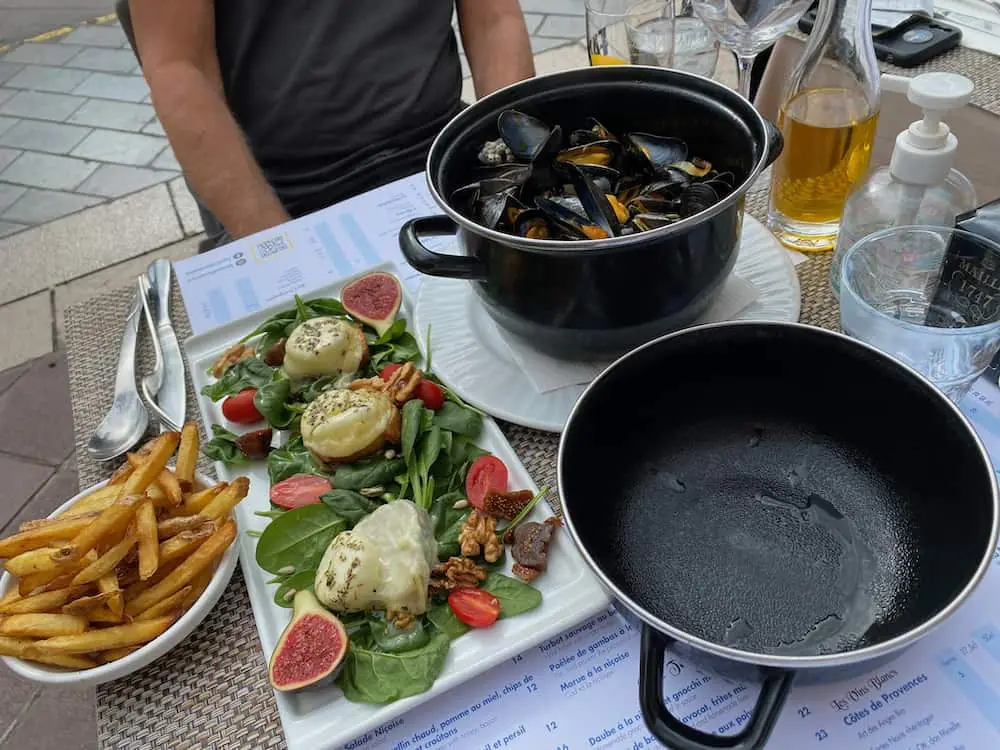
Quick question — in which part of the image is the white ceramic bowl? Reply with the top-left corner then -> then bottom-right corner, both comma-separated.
0,473 -> 240,686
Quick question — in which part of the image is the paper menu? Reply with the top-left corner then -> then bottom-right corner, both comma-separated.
345,549 -> 1000,750
174,173 -> 443,336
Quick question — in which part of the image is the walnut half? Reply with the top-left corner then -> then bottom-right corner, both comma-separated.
458,511 -> 503,563
429,556 -> 487,595
349,361 -> 423,406
209,342 -> 256,377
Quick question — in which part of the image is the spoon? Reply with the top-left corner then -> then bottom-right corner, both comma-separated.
86,278 -> 150,461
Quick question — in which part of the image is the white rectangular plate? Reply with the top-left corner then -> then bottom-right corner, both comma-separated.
183,262 -> 612,750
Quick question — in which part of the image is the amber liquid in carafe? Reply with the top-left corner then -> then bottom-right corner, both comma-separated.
769,87 -> 879,251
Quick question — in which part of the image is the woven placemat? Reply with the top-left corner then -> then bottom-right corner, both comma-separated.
65,194 -> 834,748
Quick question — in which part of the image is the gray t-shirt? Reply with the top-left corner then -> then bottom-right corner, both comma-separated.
214,0 -> 463,217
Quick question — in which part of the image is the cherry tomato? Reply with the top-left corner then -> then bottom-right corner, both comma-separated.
448,587 -> 501,628
270,474 -> 333,509
415,380 -> 445,411
379,363 -> 403,381
222,388 -> 263,423
465,455 -> 508,511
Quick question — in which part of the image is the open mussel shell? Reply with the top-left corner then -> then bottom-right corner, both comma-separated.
477,185 -> 525,230
497,110 -> 550,160
555,140 -> 623,170
536,196 -> 610,241
670,157 -> 712,178
569,117 -> 617,147
632,213 -> 682,232
562,161 -> 622,238
627,196 -> 680,216
626,133 -> 688,178
679,182 -> 720,218
513,208 -> 556,239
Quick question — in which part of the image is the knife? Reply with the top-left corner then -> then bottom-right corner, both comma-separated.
144,259 -> 187,430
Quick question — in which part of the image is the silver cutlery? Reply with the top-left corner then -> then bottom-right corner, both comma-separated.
143,259 -> 188,431
137,275 -> 182,433
86,277 -> 150,461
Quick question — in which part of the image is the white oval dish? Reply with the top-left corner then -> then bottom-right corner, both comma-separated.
0,472 -> 240,687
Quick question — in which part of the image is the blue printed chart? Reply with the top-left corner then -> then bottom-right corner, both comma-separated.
175,173 -> 445,335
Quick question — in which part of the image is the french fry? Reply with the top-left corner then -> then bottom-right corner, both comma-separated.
125,520 -> 235,617
57,494 -> 143,565
97,572 -> 123,618
158,526 -> 214,566
0,585 -> 89,615
0,635 -> 30,657
136,500 -> 158,581
65,485 -> 121,516
181,568 -> 213,610
0,588 -> 20,607
199,477 -> 250,521
4,547 -> 65,577
177,483 -> 226,516
119,432 -> 181,498
99,646 -> 139,664
107,460 -> 135,486
62,592 -> 114,616
24,615 -> 176,656
175,423 -> 200,492
0,515 -> 105,559
20,510 -> 101,531
135,586 -> 191,622
0,613 -> 89,638
71,529 -> 136,585
157,515 -> 213,540
86,606 -> 125,625
18,549 -> 97,596
127,454 -> 183,508
30,653 -> 99,669
114,562 -> 140,589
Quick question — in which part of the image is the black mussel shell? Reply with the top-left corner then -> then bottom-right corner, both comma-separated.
535,196 -> 610,240
513,208 -> 554,239
632,212 -> 682,232
562,161 -> 622,238
627,196 -> 680,216
703,170 -> 736,194
478,187 -> 521,229
585,117 -> 617,142
625,133 -> 688,177
475,163 -> 533,185
498,110 -> 555,161
555,140 -> 622,169
670,157 -> 713,178
478,177 -> 521,197
545,195 -> 588,221
679,182 -> 720,217
451,182 -> 481,214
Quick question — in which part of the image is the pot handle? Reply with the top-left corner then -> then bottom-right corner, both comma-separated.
763,118 -> 784,168
398,216 -> 489,281
639,625 -> 794,750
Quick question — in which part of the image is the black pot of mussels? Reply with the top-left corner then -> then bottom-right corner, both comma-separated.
399,65 -> 784,361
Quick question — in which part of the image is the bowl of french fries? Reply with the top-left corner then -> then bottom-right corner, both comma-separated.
0,425 -> 249,686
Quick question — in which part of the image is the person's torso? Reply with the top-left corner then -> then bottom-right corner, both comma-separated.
214,0 -> 462,215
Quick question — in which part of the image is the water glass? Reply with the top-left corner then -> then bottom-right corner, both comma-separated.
586,0 -> 634,66
668,0 -> 721,77
625,0 -> 675,67
839,225 -> 1000,403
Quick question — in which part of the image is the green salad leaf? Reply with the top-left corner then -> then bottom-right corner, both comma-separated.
200,357 -> 274,401
266,435 -> 324,485
255,504 -> 346,575
429,490 -> 471,559
426,601 -> 470,640
273,570 -> 316,608
201,425 -> 249,465
254,373 -> 299,430
482,572 -> 543,618
432,401 -> 483,438
336,630 -> 451,704
368,614 -> 431,653
321,489 -> 382,527
332,456 -> 406,491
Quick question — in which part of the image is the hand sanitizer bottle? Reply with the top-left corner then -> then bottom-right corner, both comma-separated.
829,71 -> 978,296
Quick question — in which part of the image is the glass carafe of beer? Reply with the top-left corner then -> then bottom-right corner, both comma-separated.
765,0 -> 881,252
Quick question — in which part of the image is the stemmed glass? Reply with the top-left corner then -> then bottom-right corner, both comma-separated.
688,0 -> 814,99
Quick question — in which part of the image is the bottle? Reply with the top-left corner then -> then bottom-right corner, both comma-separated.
765,0 -> 881,253
829,72 -> 978,297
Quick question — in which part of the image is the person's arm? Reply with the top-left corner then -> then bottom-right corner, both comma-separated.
128,0 -> 290,240
456,0 -> 535,100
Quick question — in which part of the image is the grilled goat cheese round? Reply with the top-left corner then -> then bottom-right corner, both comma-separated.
301,387 -> 395,462
283,317 -> 366,380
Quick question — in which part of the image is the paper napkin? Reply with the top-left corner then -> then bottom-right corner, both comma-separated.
488,272 -> 760,394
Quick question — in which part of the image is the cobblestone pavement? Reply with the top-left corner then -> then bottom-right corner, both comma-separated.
0,3 -> 588,239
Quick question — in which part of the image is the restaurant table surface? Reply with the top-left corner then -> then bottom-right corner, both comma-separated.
61,43 -> 995,750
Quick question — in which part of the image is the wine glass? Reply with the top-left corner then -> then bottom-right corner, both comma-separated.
688,0 -> 813,100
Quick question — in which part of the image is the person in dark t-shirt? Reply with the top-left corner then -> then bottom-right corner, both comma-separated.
122,0 -> 536,250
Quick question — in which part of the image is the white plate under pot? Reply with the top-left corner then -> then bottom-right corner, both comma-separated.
414,214 -> 802,433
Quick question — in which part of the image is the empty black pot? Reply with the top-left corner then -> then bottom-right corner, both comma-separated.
398,65 -> 784,361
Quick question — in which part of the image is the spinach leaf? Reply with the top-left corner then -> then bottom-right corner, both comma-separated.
368,614 -> 431,653
321,489 -> 381,527
482,572 -> 542,618
426,601 -> 470,640
239,310 -> 296,345
202,425 -> 249,465
336,630 -> 451,704
255,504 -> 346,575
254,373 -> 298,429
267,436 -> 323,485
418,427 -> 443,479
273,570 -> 316,608
431,430 -> 453,479
448,438 -> 489,492
306,298 -> 348,317
375,318 -> 407,345
295,374 -> 344,402
332,457 -> 406,491
294,294 -> 315,324
400,399 -> 425,460
429,490 -> 471,559
389,332 -> 421,363
200,357 -> 274,401
433,401 -> 483,438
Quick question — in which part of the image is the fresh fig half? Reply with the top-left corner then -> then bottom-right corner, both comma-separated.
341,271 -> 402,337
268,588 -> 349,692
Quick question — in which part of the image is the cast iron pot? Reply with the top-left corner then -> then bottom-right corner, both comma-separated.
557,321 -> 999,749
398,65 -> 784,361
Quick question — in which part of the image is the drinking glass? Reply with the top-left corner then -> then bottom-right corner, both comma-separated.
586,0 -> 633,66
839,226 -> 1000,403
688,0 -> 814,99
625,0 -> 675,68
671,0 -> 721,78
